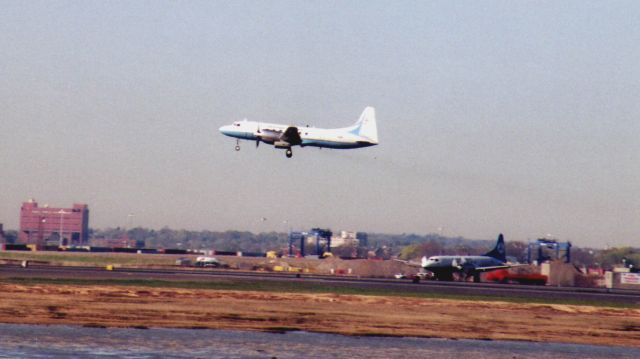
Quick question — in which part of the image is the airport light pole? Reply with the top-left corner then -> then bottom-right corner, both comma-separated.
38,218 -> 46,248
259,217 -> 267,252
31,209 -> 46,248
125,213 -> 135,247
57,209 -> 69,246
282,219 -> 289,250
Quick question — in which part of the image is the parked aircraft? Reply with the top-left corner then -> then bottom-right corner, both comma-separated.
399,234 -> 518,282
219,107 -> 378,158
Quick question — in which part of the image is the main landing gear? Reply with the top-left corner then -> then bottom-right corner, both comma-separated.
285,148 -> 293,158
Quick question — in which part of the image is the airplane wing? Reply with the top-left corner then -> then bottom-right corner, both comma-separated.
393,259 -> 423,267
473,263 -> 529,272
394,256 -> 428,268
473,265 -> 512,272
281,126 -> 302,146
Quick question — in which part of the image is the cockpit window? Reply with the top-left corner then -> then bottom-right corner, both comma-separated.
233,122 -> 240,127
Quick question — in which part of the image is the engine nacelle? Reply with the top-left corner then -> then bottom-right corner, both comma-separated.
274,141 -> 290,149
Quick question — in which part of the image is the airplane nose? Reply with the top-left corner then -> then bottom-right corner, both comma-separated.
219,125 -> 231,135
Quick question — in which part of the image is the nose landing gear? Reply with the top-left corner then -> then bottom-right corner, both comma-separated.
235,140 -> 240,151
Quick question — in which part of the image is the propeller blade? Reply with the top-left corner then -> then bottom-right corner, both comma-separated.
256,124 -> 261,147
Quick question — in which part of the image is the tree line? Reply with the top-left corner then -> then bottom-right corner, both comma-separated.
3,227 -> 636,269
90,227 -> 637,269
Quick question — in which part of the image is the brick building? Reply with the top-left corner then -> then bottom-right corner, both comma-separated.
19,199 -> 89,246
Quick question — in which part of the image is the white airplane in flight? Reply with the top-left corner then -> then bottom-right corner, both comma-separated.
219,107 -> 378,158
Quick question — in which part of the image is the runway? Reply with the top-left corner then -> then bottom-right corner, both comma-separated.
2,263 -> 638,305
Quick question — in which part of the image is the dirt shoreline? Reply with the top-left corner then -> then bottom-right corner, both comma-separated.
1,282 -> 639,348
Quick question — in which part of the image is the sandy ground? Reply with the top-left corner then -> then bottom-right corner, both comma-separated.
1,283 -> 639,347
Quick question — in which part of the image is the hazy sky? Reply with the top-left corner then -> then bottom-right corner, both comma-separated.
1,1 -> 638,247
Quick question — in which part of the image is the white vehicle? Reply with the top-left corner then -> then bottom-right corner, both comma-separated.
195,256 -> 221,268
219,107 -> 379,158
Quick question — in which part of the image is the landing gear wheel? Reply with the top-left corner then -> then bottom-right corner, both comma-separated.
285,149 -> 293,158
235,145 -> 240,151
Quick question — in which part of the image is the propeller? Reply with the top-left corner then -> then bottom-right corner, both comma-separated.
256,125 -> 261,148
451,259 -> 459,269
451,258 -> 468,270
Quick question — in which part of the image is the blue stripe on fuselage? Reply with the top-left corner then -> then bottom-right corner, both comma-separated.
223,130 -> 374,149
221,130 -> 257,140
301,139 -> 374,149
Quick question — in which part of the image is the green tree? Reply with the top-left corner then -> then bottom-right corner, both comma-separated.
398,244 -> 421,260
597,247 -> 640,269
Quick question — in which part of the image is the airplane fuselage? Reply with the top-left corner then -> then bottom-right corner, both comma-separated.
415,234 -> 511,282
220,121 -> 376,149
423,255 -> 505,270
421,255 -> 507,282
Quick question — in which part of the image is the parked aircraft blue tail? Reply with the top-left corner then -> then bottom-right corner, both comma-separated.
483,233 -> 506,262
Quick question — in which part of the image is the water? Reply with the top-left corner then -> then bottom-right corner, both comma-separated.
0,324 -> 637,358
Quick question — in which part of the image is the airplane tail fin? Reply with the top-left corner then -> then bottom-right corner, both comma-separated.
483,233 -> 506,262
352,107 -> 378,144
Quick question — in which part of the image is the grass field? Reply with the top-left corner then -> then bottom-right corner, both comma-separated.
0,251 -> 188,266
0,250 -> 411,277
1,276 -> 636,309
0,279 -> 638,347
